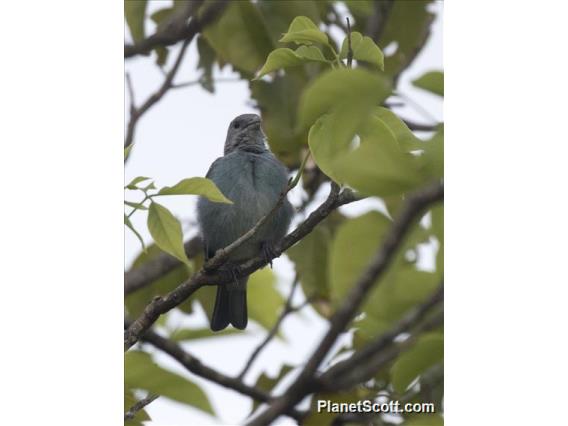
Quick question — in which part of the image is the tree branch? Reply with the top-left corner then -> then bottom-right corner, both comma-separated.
326,312 -> 444,392
124,183 -> 359,351
125,236 -> 203,296
126,320 -> 304,422
346,17 -> 353,68
124,0 -> 227,59
124,393 -> 159,421
245,182 -> 443,426
317,283 -> 443,391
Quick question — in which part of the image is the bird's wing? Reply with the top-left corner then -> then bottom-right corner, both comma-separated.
204,157 -> 224,180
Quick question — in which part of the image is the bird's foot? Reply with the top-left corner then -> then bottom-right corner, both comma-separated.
227,263 -> 243,285
261,242 -> 277,269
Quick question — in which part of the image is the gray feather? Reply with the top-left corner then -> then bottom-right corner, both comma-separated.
197,114 -> 294,331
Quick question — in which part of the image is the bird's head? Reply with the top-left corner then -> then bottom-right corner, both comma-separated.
224,114 -> 267,155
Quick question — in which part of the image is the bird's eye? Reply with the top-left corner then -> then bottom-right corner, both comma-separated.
233,122 -> 240,129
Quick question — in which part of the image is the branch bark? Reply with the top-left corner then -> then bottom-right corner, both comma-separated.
246,182 -> 443,426
124,393 -> 159,421
125,236 -> 203,295
317,283 -> 443,391
124,0 -> 227,59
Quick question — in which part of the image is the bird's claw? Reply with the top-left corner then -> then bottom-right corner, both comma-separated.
261,242 -> 277,269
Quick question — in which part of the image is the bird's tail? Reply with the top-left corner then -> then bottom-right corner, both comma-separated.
210,277 -> 248,331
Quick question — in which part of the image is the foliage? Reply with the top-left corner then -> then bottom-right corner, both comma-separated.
125,1 -> 443,424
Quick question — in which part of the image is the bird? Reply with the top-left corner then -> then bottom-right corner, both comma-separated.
197,114 -> 294,331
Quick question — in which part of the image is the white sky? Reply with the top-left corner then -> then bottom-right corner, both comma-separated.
125,2 -> 443,424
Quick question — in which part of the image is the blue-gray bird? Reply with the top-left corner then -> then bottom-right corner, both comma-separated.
197,114 -> 294,331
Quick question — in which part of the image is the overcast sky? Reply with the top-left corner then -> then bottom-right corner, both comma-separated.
125,2 -> 443,424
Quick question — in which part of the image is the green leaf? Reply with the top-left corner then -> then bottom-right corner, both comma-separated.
149,1 -> 189,65
124,388 -> 151,425
126,176 -> 151,190
125,351 -> 214,415
421,125 -> 444,179
329,211 -> 439,323
353,314 -> 391,350
413,71 -> 444,97
125,201 -> 148,211
196,35 -> 217,93
367,265 -> 440,324
142,181 -> 156,191
288,226 -> 331,300
432,205 -> 443,274
147,202 -> 190,266
373,107 -> 425,153
157,177 -> 232,204
403,414 -> 444,426
203,1 -> 274,75
258,1 -> 322,45
391,333 -> 443,393
332,111 -> 424,196
329,211 -> 392,309
196,268 -> 284,332
309,110 -> 423,197
300,68 -> 391,128
251,364 -> 294,413
251,71 -> 309,166
377,0 -> 435,76
170,327 -> 241,341
339,31 -> 384,70
432,206 -> 443,242
247,268 -> 286,331
126,244 -> 193,317
344,0 -> 374,19
256,46 -> 328,78
125,214 -> 146,252
125,0 -> 147,42
279,16 -> 329,47
300,69 -> 392,175
124,144 -> 133,159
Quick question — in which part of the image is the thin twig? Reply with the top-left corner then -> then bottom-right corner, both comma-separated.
124,393 -> 159,421
393,91 -> 441,125
125,236 -> 203,295
171,76 -> 241,89
125,72 -> 136,114
329,6 -> 349,33
346,17 -> 353,68
124,0 -> 227,59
